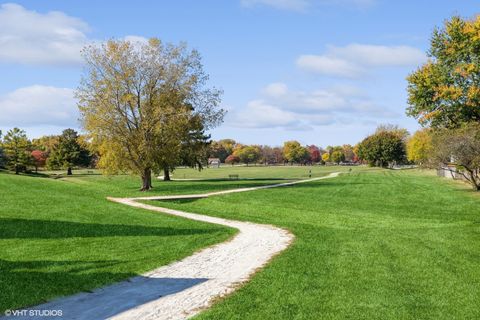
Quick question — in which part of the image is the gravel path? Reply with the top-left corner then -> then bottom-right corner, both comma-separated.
5,172 -> 340,320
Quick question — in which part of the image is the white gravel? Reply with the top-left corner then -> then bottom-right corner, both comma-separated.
5,172 -> 340,320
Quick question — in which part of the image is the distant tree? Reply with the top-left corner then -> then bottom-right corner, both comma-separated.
77,135 -> 96,168
353,144 -> 360,163
47,129 -> 86,175
259,145 -> 277,165
430,123 -> 480,190
308,145 -> 321,163
32,135 -> 59,155
3,128 -> 32,174
406,129 -> 433,165
178,122 -> 211,175
375,124 -> 409,140
209,139 -> 236,163
357,127 -> 407,167
407,16 -> 480,128
225,154 -> 240,166
234,145 -> 261,166
342,144 -> 355,162
77,38 -> 224,190
31,150 -> 47,172
283,141 -> 309,164
331,151 -> 345,164
272,147 -> 285,164
322,153 -> 330,163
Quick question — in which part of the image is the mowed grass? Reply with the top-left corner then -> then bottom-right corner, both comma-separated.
166,165 -> 353,180
149,170 -> 480,320
0,171 -> 259,312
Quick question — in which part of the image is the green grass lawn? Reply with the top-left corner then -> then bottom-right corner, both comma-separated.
0,171 -> 250,312
41,164 -> 353,181
147,170 -> 480,320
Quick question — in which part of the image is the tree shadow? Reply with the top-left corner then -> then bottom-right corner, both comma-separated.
0,218 -> 224,239
0,259 -> 208,319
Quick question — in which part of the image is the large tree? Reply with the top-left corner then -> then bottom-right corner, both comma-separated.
357,128 -> 407,167
283,141 -> 309,164
2,128 -> 32,174
234,145 -> 261,166
331,150 -> 345,164
406,129 -> 433,165
407,16 -> 480,128
77,38 -> 224,190
47,129 -> 88,175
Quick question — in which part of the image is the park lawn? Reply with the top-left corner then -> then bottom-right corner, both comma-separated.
1,170 -> 272,312
165,165 -> 353,180
149,169 -> 480,320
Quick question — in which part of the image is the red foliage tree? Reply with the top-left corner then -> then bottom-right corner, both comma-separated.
225,154 -> 240,166
31,150 -> 47,172
308,145 -> 321,163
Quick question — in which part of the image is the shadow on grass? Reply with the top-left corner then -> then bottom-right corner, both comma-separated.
0,218 -> 224,239
0,259 -> 208,318
154,198 -> 203,204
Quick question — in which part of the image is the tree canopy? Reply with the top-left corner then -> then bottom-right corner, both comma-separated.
2,128 -> 31,174
47,129 -> 89,175
77,38 -> 224,190
233,145 -> 261,166
406,129 -> 433,165
357,127 -> 407,167
407,16 -> 480,128
283,141 -> 309,164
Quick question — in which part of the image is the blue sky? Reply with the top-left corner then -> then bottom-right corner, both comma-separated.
0,0 -> 478,146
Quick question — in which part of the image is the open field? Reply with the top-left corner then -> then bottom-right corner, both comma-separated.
0,171 -> 248,312
41,165 -> 355,181
2,167 -> 479,319
146,170 -> 480,320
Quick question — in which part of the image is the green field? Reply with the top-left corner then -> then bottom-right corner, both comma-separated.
1,167 -> 479,319
0,171 -> 272,312
148,170 -> 480,320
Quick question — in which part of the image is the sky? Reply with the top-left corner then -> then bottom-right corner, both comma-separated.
0,0 -> 478,147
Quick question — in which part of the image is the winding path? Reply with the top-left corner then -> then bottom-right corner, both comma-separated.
7,172 -> 340,320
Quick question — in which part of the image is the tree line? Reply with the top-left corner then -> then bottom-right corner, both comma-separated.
0,128 -> 92,175
209,139 -> 357,166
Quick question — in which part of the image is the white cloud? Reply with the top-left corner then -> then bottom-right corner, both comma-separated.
0,3 -> 89,65
0,85 -> 78,127
328,44 -> 427,67
228,82 -> 397,130
297,43 -> 426,77
296,55 -> 363,78
263,82 -> 289,98
229,100 -> 304,129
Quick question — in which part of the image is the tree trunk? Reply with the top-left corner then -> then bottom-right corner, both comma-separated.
15,164 -> 19,175
140,168 -> 153,191
163,167 -> 171,181
67,167 -> 73,175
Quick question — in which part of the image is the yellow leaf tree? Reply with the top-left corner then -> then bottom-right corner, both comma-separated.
406,129 -> 433,165
407,16 -> 480,128
77,39 -> 224,190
